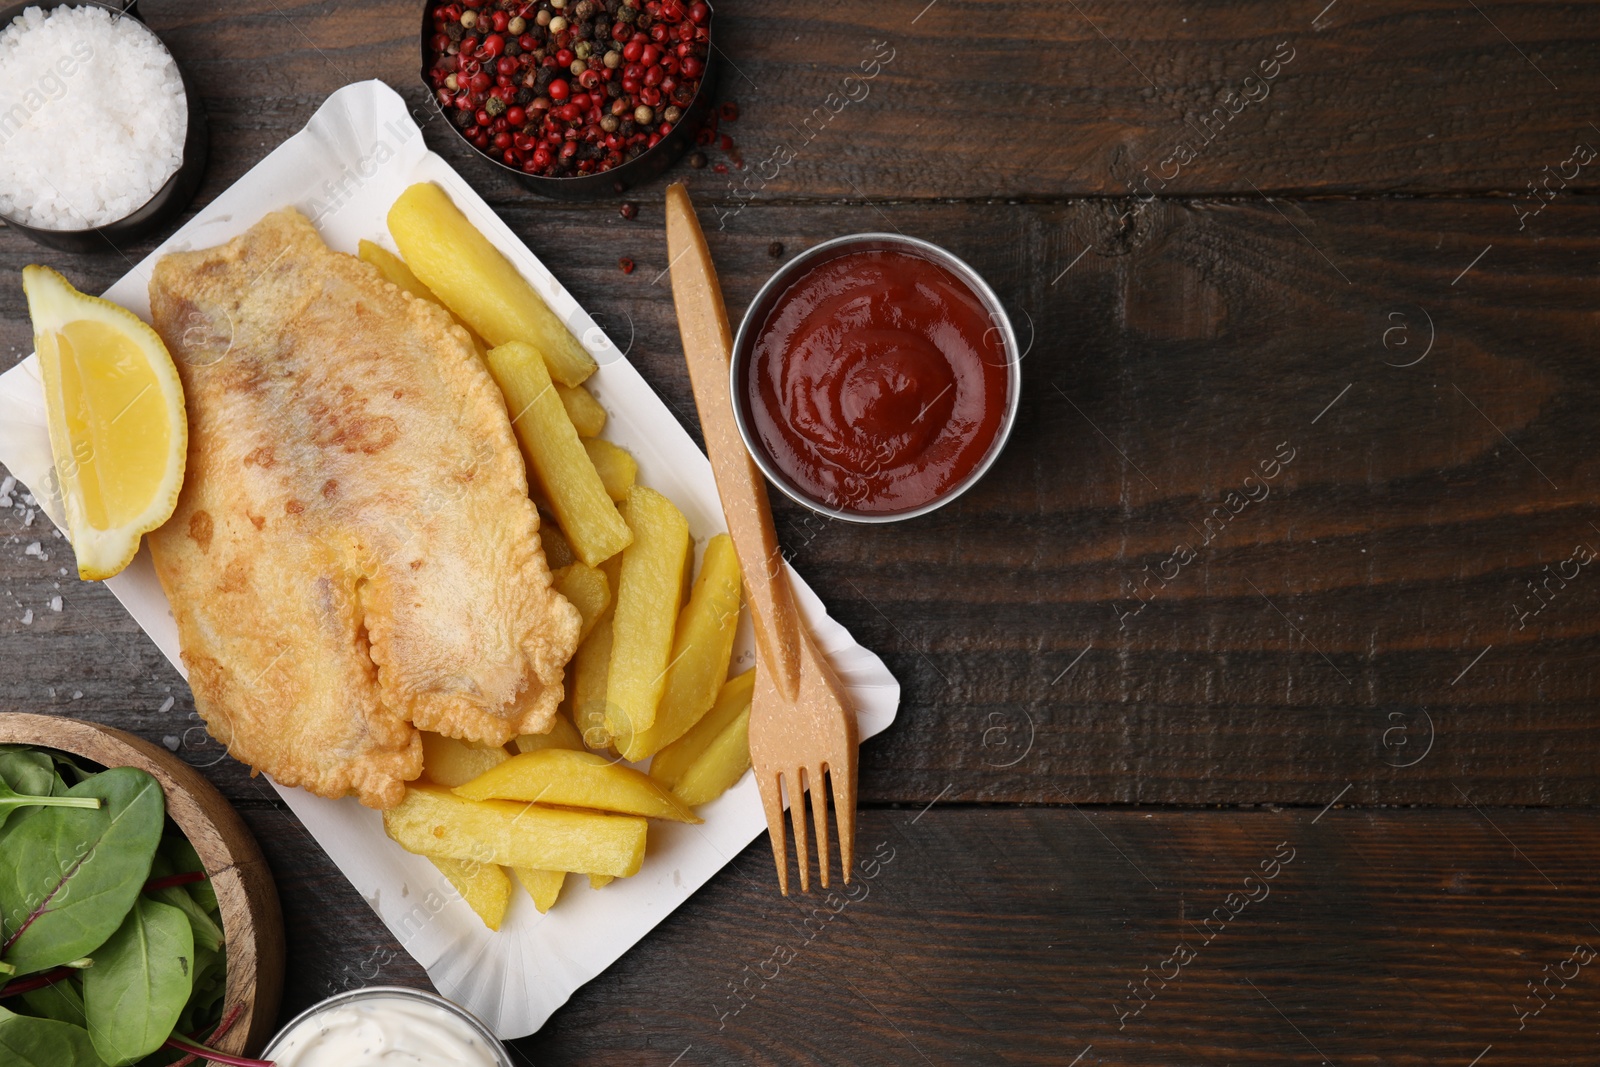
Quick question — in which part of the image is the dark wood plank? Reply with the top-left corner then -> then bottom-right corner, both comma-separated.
118,0 -> 1600,204
515,806 -> 1600,1065
5,198 -> 1598,806
234,804 -> 433,1019
208,803 -> 1600,1065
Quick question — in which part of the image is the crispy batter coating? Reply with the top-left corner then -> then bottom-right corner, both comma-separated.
146,209 -> 580,809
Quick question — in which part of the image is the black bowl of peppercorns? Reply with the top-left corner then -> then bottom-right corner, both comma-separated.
421,0 -> 719,199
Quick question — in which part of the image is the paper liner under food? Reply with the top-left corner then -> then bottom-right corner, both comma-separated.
0,79 -> 901,1039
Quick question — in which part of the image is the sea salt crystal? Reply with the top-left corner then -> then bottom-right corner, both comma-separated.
162,735 -> 180,752
0,475 -> 13,498
158,695 -> 174,714
23,541 -> 41,556
19,608 -> 31,624
48,595 -> 60,612
22,509 -> 34,526
71,690 -> 81,700
0,6 -> 187,229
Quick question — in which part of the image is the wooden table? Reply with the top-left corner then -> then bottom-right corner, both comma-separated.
2,1 -> 1597,1062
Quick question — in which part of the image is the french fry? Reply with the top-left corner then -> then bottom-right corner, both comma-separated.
421,732 -> 510,789
616,535 -> 742,761
568,615 -> 615,752
553,562 -> 610,642
605,486 -> 690,738
486,340 -> 631,566
358,239 -> 434,302
429,856 -> 511,931
582,437 -> 637,503
359,239 -> 487,351
384,785 -> 647,877
589,875 -> 614,889
513,867 -> 566,914
668,707 -> 752,808
541,518 -> 576,570
455,748 -> 700,822
514,711 -> 587,755
556,382 -> 606,438
387,182 -> 597,386
650,668 -> 755,792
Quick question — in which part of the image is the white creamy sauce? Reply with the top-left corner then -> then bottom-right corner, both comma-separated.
268,995 -> 501,1067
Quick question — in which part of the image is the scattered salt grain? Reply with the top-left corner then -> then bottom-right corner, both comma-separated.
22,509 -> 34,526
158,695 -> 174,714
162,735 -> 180,752
19,608 -> 31,624
71,690 -> 81,699
21,493 -> 33,506
0,475 -> 13,497
48,595 -> 60,612
0,6 -> 187,229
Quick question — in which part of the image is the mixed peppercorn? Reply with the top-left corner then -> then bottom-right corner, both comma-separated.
425,0 -> 712,178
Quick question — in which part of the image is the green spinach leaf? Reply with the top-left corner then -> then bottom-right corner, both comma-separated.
150,885 -> 222,957
82,897 -> 192,1067
0,1005 -> 106,1067
0,751 -> 58,799
19,974 -> 87,1028
0,768 -> 164,976
0,780 -> 102,834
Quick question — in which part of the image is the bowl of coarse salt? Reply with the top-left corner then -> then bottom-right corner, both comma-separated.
0,0 -> 207,252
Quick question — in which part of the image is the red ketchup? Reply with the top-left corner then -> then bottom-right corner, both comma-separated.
744,249 -> 1009,515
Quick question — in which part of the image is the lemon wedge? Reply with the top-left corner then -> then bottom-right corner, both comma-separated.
22,265 -> 187,580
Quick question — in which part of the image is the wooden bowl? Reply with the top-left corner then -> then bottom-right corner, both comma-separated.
0,714 -> 284,1058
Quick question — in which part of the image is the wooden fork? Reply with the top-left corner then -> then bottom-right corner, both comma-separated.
665,183 -> 860,894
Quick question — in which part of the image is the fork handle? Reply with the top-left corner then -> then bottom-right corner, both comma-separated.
665,183 -> 802,701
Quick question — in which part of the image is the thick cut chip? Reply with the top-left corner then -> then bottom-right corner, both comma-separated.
514,867 -> 566,913
430,856 -> 511,930
616,534 -> 741,761
553,562 -> 610,643
582,437 -> 637,503
455,748 -> 700,822
556,382 -> 606,438
388,182 -> 597,386
568,615 -> 615,752
668,708 -> 752,808
145,209 -> 580,808
421,733 -> 510,789
514,711 -> 586,754
357,239 -> 485,350
383,785 -> 647,876
486,340 -> 631,567
605,486 -> 690,739
651,668 -> 755,792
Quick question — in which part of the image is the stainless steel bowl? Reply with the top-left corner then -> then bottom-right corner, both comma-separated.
418,0 -> 719,200
730,232 -> 1020,524
0,0 -> 208,252
261,985 -> 514,1067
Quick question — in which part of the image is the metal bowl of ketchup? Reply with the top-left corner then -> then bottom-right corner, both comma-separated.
731,233 -> 1019,522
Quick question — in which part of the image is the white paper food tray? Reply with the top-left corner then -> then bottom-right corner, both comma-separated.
0,80 -> 900,1039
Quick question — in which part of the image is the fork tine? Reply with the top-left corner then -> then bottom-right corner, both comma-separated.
810,764 -> 832,888
758,769 -> 790,896
789,767 -> 813,893
832,757 -> 857,885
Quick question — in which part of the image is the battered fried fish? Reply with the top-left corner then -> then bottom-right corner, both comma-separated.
146,209 -> 581,809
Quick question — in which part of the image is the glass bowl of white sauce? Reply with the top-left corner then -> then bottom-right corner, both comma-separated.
261,986 -> 513,1067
